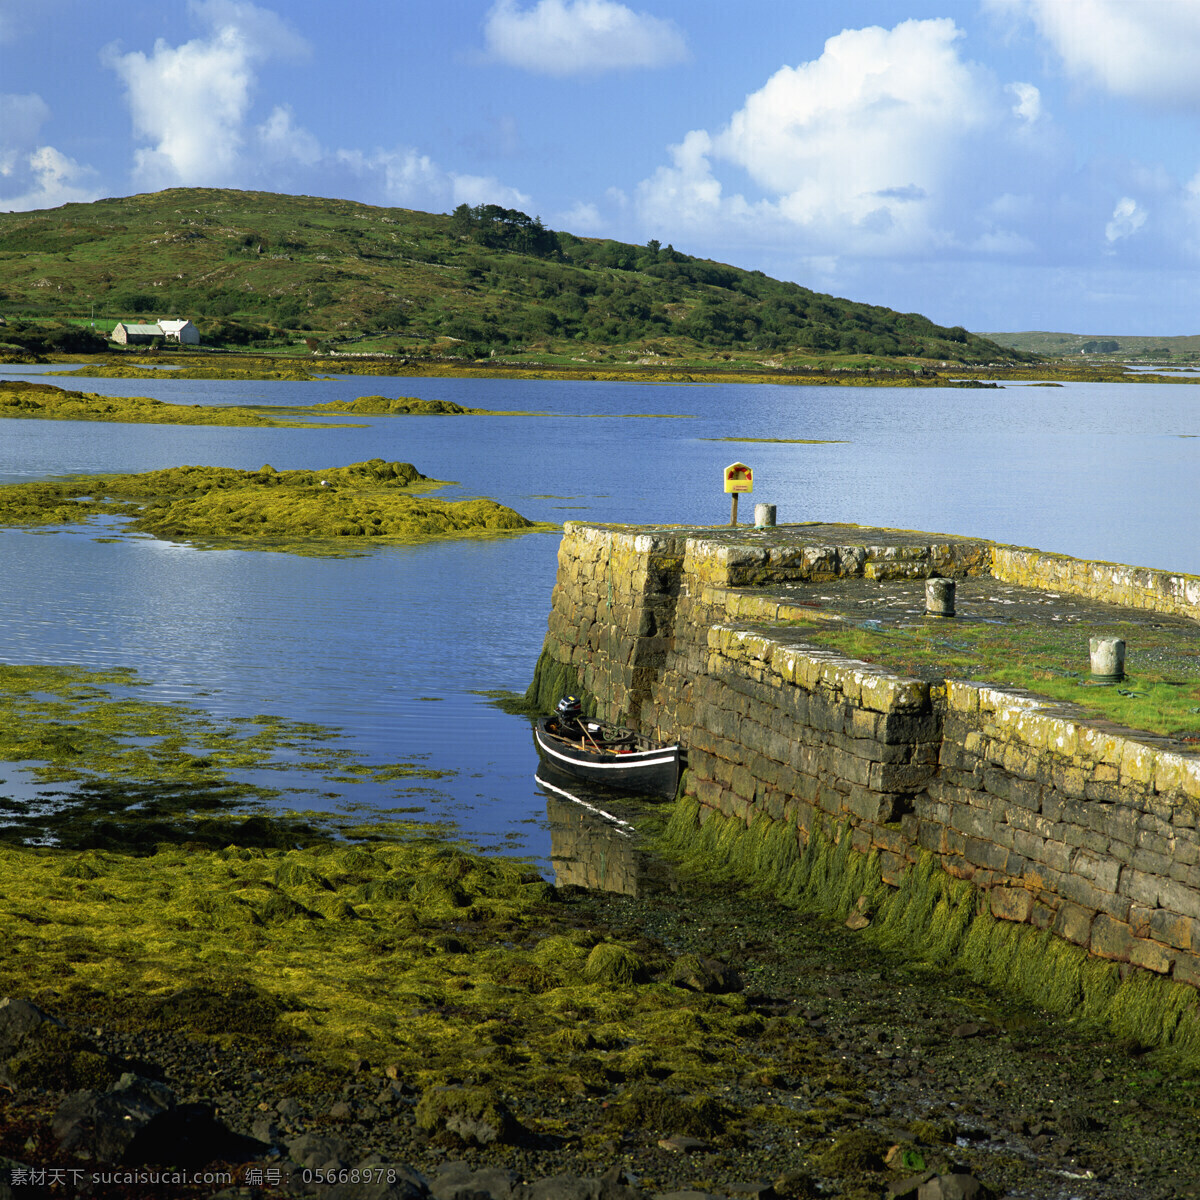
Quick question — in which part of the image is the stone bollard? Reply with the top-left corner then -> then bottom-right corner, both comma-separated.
925,578 -> 956,617
1090,637 -> 1125,683
754,503 -> 776,529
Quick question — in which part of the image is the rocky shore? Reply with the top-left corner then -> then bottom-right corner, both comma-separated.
4,836 -> 1200,1200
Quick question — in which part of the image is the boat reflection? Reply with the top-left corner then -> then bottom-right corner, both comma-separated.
536,768 -> 671,897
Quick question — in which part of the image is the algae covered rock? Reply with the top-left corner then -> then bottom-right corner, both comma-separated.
0,998 -> 119,1094
583,942 -> 646,985
0,457 -> 548,552
605,1081 -> 734,1139
415,1085 -> 517,1145
667,953 -> 742,994
815,1127 -> 890,1174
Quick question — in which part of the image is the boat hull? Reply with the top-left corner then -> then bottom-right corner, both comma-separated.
534,718 -> 680,798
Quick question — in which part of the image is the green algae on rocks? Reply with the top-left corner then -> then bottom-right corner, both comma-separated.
657,792 -> 1200,1067
0,826 -> 858,1155
0,458 -> 550,552
0,380 -> 343,427
309,395 -> 505,416
46,363 -> 324,382
0,663 -> 451,848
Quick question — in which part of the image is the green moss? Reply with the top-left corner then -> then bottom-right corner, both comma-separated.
47,364 -> 323,382
4,1024 -> 121,1092
815,1128 -> 889,1174
0,458 -> 552,553
583,942 -> 646,985
308,395 -> 523,416
415,1086 -> 518,1145
605,1080 -> 735,1138
658,799 -> 1200,1066
525,649 -> 587,715
0,380 -> 336,426
0,662 -> 452,847
784,609 -> 1200,737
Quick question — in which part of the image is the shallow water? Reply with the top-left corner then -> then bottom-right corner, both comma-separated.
0,370 -> 1197,863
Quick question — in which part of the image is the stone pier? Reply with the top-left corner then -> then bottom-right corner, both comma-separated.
529,521 -> 1200,1013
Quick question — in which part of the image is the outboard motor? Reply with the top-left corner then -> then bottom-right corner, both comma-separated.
555,695 -> 583,735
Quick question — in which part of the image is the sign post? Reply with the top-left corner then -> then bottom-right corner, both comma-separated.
723,462 -> 753,525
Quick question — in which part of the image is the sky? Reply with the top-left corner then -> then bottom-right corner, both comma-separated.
5,0 -> 1200,334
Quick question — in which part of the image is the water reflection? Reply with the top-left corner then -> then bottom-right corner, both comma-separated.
537,769 -> 671,896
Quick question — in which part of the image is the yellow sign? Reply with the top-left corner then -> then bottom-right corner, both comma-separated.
724,462 -> 754,494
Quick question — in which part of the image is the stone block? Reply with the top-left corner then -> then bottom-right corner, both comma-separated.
1120,740 -> 1157,789
1148,908 -> 1200,952
1031,901 -> 1057,930
881,709 -> 940,744
1053,902 -> 1095,947
1084,780 -> 1124,805
1159,877 -> 1200,921
817,785 -> 845,816
948,805 -> 997,841
1121,868 -> 1162,909
872,761 -> 937,792
917,823 -> 944,854
1009,776 -> 1043,811
1071,848 -> 1122,894
879,850 -> 909,887
871,824 -> 910,855
1090,914 -> 1134,961
982,766 -> 1011,801
989,886 -> 1035,923
943,855 -> 975,881
826,746 -> 876,788
1011,829 -> 1045,864
1130,846 -> 1172,876
1129,938 -> 1173,974
960,836 -> 997,870
1172,951 -> 1200,987
1058,872 -> 1110,914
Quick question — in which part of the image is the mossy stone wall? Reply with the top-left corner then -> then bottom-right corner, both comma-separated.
531,522 -> 1200,1009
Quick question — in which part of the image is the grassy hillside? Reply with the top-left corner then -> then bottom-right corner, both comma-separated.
982,330 -> 1200,360
0,187 -> 1030,367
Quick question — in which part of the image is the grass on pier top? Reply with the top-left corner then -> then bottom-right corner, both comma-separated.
781,588 -> 1200,739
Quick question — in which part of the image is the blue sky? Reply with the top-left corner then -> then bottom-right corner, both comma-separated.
5,0 -> 1200,334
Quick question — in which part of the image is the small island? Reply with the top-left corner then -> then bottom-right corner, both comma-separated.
0,380 -> 343,427
0,458 -> 548,552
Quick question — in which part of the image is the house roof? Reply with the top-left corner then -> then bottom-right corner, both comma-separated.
117,323 -> 163,335
158,319 -> 194,333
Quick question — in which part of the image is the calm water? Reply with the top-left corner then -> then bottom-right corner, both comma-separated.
1,369 -> 1197,861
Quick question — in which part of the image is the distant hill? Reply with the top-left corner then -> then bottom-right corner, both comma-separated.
0,187 -> 1030,365
981,330 -> 1200,359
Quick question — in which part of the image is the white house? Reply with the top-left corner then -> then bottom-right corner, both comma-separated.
158,318 -> 200,344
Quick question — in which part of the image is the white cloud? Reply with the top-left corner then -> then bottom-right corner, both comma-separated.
483,0 -> 687,76
557,200 -> 603,231
1007,81 -> 1041,122
636,19 -> 1019,256
256,104 -> 321,166
103,0 -> 309,189
1105,196 -> 1147,244
0,146 -> 100,212
987,0 -> 1200,106
335,148 -> 530,211
0,93 -> 100,211
0,93 -> 51,155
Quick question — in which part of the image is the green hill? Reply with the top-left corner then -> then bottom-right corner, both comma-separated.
0,187 -> 1029,366
981,331 -> 1200,360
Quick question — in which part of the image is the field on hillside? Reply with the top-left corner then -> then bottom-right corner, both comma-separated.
0,187 -> 1031,368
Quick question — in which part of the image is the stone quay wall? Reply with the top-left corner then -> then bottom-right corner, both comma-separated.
531,521 -> 1200,993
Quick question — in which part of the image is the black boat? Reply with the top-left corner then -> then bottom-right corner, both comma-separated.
534,697 -> 681,798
